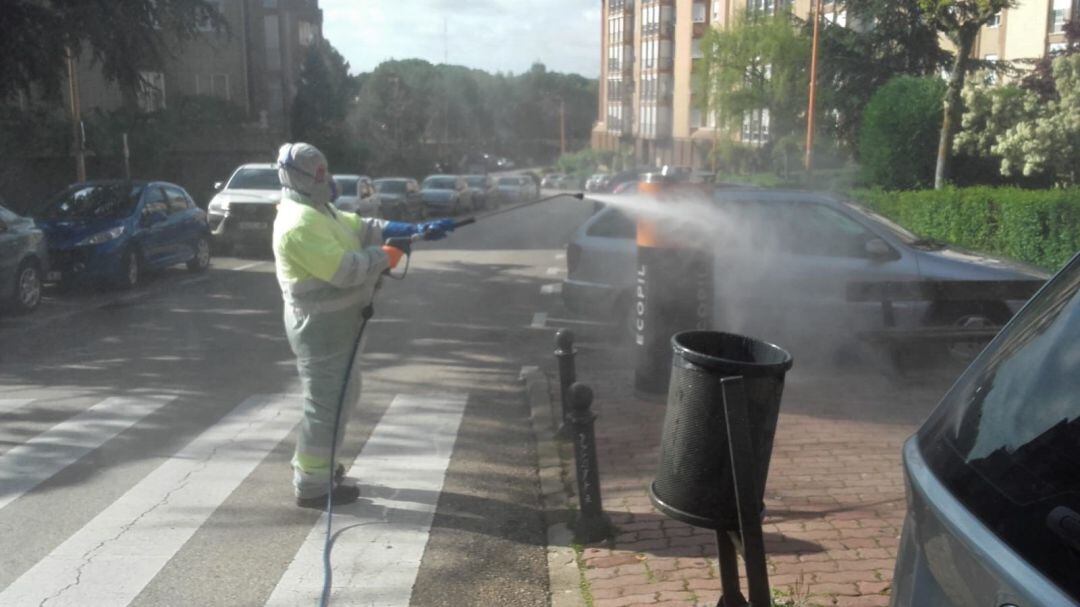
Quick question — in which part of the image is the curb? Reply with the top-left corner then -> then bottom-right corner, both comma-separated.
521,365 -> 587,607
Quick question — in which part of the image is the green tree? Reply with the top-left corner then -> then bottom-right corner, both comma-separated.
996,54 -> 1080,186
859,76 -> 945,189
918,0 -> 1015,189
812,0 -> 949,151
291,40 -> 362,170
695,9 -> 810,169
0,0 -> 226,101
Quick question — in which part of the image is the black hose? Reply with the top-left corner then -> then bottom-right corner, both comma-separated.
320,303 -> 374,607
452,191 -> 583,225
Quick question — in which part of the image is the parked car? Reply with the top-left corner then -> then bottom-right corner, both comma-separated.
332,174 -> 380,217
890,251 -> 1080,607
607,167 -> 657,193
563,189 -> 1047,347
33,181 -> 211,289
420,175 -> 471,216
373,178 -> 425,220
611,181 -> 638,195
556,174 -> 586,190
206,163 -> 280,254
0,202 -> 48,314
585,173 -> 612,192
464,175 -> 499,210
541,173 -> 565,189
522,171 -> 542,198
495,175 -> 534,203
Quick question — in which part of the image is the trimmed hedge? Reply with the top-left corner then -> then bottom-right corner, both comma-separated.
854,187 -> 1080,271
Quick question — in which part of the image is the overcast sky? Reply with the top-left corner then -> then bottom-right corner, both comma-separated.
320,0 -> 601,78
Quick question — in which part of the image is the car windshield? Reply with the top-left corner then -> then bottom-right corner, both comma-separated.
375,180 -> 407,193
424,178 -> 456,190
38,184 -> 142,220
497,177 -> 518,186
333,177 -> 358,197
226,168 -> 280,191
466,177 -> 486,187
841,201 -> 923,246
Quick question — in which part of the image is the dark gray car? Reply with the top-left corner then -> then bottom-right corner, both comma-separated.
891,252 -> 1080,606
563,189 -> 1048,349
0,202 -> 48,314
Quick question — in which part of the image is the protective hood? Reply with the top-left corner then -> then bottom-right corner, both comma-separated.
277,142 -> 333,207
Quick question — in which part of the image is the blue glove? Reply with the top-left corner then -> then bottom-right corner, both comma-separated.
419,219 -> 455,241
381,221 -> 419,239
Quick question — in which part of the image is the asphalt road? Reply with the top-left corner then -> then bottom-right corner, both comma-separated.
0,192 -> 596,607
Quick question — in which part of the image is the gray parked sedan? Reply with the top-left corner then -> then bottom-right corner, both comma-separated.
563,189 -> 1047,351
0,202 -> 48,314
890,252 -> 1079,606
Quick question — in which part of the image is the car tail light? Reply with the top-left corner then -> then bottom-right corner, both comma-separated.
567,243 -> 581,275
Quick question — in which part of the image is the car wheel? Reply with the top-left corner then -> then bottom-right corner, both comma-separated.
932,302 -> 1010,362
116,248 -> 141,290
187,236 -> 212,273
11,259 -> 43,314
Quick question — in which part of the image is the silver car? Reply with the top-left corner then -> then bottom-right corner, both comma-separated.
332,174 -> 380,217
0,202 -> 48,314
495,175 -> 533,204
563,189 -> 1047,346
206,163 -> 281,253
891,252 -> 1080,606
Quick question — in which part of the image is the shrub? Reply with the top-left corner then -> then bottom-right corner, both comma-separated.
858,76 -> 945,190
854,186 -> 1080,270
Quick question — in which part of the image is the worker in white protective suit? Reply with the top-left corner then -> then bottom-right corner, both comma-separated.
272,142 -> 454,508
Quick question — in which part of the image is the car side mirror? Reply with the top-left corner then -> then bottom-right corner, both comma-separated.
213,181 -> 224,191
865,238 -> 895,260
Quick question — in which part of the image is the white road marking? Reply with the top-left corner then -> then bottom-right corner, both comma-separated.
530,312 -> 547,329
541,283 -> 563,295
232,261 -> 267,272
0,396 -> 176,512
0,395 -> 299,606
0,398 -> 35,416
265,393 -> 469,607
545,267 -> 563,275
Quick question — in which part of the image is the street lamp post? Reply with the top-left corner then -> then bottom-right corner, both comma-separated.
804,0 -> 823,174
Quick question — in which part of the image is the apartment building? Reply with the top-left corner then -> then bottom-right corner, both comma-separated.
974,0 -> 1077,65
592,0 -> 1071,169
65,0 -> 322,134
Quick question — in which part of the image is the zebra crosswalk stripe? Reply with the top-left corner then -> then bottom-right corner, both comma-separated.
0,396 -> 176,512
265,393 -> 469,607
0,398 -> 35,416
0,394 -> 299,607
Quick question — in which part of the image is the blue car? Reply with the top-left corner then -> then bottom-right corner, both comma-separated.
34,181 -> 211,289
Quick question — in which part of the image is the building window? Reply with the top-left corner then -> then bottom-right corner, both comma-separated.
693,2 -> 707,22
741,108 -> 770,145
712,0 -> 723,21
263,0 -> 278,8
196,73 -> 231,100
264,15 -> 281,70
137,71 -> 166,113
987,11 -> 1001,28
692,39 -> 703,59
197,0 -> 224,32
690,108 -> 703,128
299,21 -> 317,47
1052,0 -> 1070,33
984,54 -> 999,84
1050,41 -> 1068,53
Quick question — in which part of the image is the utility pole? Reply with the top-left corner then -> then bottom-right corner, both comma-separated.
66,47 -> 87,182
559,98 -> 567,156
804,0 -> 823,174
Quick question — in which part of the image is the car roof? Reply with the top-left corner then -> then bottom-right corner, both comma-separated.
424,174 -> 457,179
237,163 -> 276,170
374,177 -> 412,182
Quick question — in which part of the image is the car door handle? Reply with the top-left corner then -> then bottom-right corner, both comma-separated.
1047,506 -> 1080,553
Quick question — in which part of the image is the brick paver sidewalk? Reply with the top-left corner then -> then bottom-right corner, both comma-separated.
557,349 -> 959,607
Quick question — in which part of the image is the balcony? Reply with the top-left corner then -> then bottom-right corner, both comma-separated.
608,0 -> 633,14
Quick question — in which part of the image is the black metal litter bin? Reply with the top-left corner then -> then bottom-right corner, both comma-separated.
650,330 -> 793,530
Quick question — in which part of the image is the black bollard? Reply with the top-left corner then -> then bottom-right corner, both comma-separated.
569,383 -> 614,543
553,329 -> 576,440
